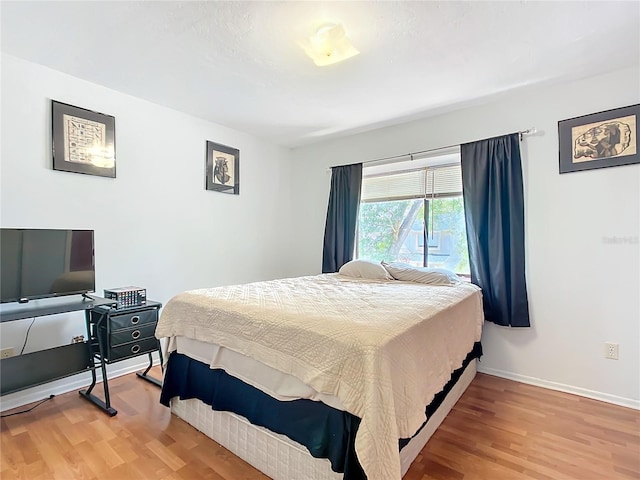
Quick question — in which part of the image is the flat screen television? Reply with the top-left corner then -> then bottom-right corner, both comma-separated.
1,228 -> 95,304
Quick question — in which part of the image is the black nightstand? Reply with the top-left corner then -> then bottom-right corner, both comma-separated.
79,301 -> 163,416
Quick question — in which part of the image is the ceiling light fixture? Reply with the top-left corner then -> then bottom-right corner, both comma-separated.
300,23 -> 359,67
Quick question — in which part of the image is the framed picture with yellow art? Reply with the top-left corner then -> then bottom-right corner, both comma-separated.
558,104 -> 639,174
52,100 -> 116,178
205,141 -> 239,194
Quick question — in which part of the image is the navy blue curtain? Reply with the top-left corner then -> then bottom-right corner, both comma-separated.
461,133 -> 530,327
322,163 -> 363,273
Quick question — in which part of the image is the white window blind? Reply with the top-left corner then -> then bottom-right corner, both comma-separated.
361,163 -> 462,202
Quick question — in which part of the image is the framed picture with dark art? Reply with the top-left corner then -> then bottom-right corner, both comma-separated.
558,104 -> 639,174
206,141 -> 239,195
52,100 -> 116,178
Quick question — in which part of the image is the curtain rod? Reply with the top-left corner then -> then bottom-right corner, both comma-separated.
329,128 -> 537,169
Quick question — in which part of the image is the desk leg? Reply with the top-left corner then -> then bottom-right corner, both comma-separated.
79,310 -> 117,416
79,389 -> 117,416
79,356 -> 117,416
136,346 -> 163,388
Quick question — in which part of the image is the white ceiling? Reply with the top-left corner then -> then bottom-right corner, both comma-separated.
1,1 -> 639,148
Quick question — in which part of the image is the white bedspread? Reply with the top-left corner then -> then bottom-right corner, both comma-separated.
156,274 -> 483,480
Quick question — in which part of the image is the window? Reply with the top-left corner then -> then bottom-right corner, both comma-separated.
356,154 -> 469,275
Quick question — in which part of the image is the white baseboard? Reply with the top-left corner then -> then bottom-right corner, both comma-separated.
477,365 -> 640,410
0,357 -> 160,413
5,360 -> 636,413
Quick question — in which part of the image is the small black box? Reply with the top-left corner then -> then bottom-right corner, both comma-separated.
104,286 -> 146,309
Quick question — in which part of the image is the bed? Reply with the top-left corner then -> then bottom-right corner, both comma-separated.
155,266 -> 484,480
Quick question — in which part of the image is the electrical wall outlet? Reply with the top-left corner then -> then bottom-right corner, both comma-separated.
0,347 -> 15,359
605,342 -> 619,360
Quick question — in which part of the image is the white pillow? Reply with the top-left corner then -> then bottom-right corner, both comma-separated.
338,260 -> 393,280
381,261 -> 460,285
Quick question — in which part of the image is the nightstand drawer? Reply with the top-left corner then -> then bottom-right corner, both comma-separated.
109,309 -> 157,330
101,323 -> 157,348
107,337 -> 158,362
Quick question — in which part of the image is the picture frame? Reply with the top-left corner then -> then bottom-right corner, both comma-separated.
558,104 -> 639,174
205,141 -> 239,195
52,100 -> 116,178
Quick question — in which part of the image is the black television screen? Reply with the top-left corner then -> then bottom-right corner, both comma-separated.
0,229 -> 95,303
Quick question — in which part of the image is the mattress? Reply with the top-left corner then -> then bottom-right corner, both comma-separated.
172,336 -> 345,410
156,273 -> 484,480
168,358 -> 478,480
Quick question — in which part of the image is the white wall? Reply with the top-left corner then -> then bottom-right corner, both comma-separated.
289,67 -> 640,408
2,55 -> 638,411
0,54 -> 294,410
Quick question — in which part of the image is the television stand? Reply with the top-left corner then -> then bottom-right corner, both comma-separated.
0,295 -> 115,323
0,296 -> 116,396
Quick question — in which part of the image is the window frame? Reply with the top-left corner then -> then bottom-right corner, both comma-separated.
356,156 -> 469,274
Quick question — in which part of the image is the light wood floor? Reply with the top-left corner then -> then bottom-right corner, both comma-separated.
1,368 -> 638,480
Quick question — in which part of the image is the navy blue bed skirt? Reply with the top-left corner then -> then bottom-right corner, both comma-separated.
160,342 -> 482,480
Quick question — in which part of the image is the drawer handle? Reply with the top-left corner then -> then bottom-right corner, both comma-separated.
131,315 -> 140,325
131,345 -> 141,354
131,330 -> 141,340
